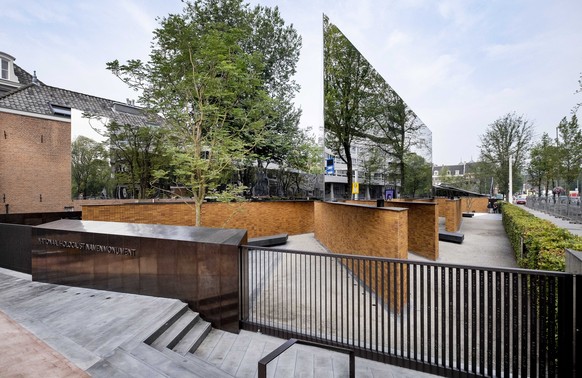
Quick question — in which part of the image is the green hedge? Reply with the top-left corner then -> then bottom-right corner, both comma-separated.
500,202 -> 582,271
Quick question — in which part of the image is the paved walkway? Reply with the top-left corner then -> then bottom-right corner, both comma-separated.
0,211 -> 535,377
521,203 -> 582,236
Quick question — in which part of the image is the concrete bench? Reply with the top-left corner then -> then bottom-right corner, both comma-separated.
247,233 -> 288,247
439,231 -> 464,244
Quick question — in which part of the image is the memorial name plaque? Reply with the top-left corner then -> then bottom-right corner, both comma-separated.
32,219 -> 247,333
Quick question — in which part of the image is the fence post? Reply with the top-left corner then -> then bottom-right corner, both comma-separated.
558,274 -> 575,377
575,275 -> 581,378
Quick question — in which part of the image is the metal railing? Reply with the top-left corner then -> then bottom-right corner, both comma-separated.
527,196 -> 582,223
257,338 -> 355,378
240,246 -> 579,377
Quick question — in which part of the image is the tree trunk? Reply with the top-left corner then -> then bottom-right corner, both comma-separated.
195,200 -> 202,227
344,142 -> 353,199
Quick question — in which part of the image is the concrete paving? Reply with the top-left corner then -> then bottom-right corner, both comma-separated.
409,213 -> 518,268
521,203 -> 582,236
0,212 -> 522,377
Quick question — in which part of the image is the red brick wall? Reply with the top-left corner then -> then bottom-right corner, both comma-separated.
0,112 -> 72,213
81,200 -> 314,238
460,197 -> 489,213
435,197 -> 463,232
346,199 -> 438,260
314,201 -> 408,259
314,202 -> 408,309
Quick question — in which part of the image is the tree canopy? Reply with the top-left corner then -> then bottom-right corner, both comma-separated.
479,112 -> 534,196
107,0 -> 302,225
71,136 -> 110,199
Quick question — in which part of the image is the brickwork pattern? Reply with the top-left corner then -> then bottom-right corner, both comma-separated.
385,201 -> 438,260
314,202 -> 408,310
346,199 -> 438,260
460,196 -> 489,213
444,199 -> 462,232
81,200 -> 314,238
0,112 -> 72,214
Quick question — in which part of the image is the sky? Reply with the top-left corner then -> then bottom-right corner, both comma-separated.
2,0 -> 582,165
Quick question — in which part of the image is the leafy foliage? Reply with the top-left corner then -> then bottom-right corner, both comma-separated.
556,114 -> 582,191
71,136 -> 111,198
527,133 -> 559,197
500,203 -> 582,271
479,112 -> 534,196
107,0 -> 302,225
401,152 -> 432,198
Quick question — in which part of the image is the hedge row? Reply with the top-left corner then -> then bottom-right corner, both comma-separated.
500,202 -> 582,272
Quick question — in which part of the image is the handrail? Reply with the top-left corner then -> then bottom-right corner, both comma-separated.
257,338 -> 355,378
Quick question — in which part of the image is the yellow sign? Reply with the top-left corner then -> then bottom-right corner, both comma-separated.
352,182 -> 359,194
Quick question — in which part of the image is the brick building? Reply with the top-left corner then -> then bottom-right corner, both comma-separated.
0,51 -> 151,214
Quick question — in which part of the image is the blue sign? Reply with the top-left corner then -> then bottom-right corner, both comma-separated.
325,158 -> 335,174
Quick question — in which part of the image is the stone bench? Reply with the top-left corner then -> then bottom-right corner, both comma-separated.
439,231 -> 464,244
247,233 -> 288,247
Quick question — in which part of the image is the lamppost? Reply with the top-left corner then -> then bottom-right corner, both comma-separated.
508,154 -> 513,203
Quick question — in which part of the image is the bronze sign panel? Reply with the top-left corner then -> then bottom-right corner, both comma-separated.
32,219 -> 247,333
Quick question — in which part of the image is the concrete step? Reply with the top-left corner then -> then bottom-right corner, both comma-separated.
143,303 -> 189,346
87,347 -> 166,378
150,310 -> 200,351
173,316 -> 212,355
160,348 -> 234,377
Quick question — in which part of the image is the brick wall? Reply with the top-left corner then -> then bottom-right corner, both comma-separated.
385,201 -> 438,260
314,202 -> 409,310
81,200 -> 314,238
346,199 -> 438,260
460,196 -> 489,213
445,199 -> 462,232
0,112 -> 73,214
435,197 -> 463,232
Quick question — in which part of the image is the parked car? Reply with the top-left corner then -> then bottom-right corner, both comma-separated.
515,195 -> 527,204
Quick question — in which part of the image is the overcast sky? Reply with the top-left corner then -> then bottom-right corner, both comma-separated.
2,0 -> 581,164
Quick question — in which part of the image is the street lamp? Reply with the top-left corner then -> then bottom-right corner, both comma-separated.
507,154 -> 513,203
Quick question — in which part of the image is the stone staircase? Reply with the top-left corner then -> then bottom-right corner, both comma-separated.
0,270 -> 435,378
88,303 -> 234,377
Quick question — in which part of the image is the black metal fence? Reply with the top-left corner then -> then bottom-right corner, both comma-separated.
240,246 -> 579,377
526,196 -> 582,223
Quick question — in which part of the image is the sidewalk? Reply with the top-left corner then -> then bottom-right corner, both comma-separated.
520,204 -> 582,236
0,309 -> 89,378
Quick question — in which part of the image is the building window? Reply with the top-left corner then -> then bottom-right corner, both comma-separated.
447,170 -> 451,176
433,170 -> 439,176
455,170 -> 460,176
1,59 -> 8,80
49,104 -> 71,118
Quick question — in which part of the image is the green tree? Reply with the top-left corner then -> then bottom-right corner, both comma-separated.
363,83 -> 429,196
323,14 -> 375,196
108,0 -> 300,225
556,114 -> 582,192
528,133 -> 558,197
479,113 -> 534,197
107,121 -> 166,199
274,127 -> 323,198
402,152 -> 431,198
360,145 -> 385,200
71,136 -> 110,199
244,5 -> 302,167
574,72 -> 582,113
